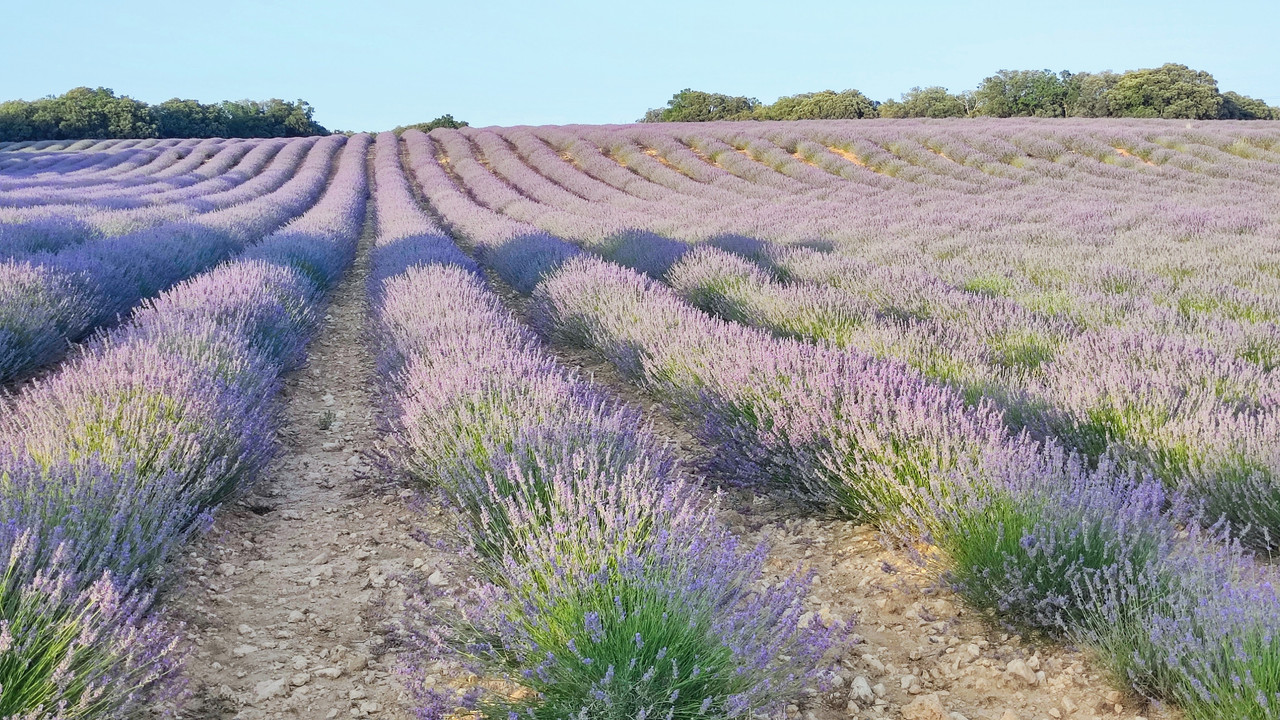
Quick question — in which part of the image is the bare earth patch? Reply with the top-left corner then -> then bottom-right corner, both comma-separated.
1112,147 -> 1157,166
827,145 -> 869,167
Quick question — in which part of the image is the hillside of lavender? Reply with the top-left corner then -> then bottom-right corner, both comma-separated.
1,119 -> 1280,720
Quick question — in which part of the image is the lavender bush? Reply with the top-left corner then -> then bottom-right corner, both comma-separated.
910,448 -> 1187,633
0,526 -> 186,719
403,507 -> 833,719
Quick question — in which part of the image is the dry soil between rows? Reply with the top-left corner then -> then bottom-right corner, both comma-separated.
164,213 -> 460,720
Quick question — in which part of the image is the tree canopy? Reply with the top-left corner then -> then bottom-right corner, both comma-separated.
972,70 -> 1074,118
879,87 -> 969,118
0,87 -> 328,141
641,89 -> 761,123
754,89 -> 879,120
1106,63 -> 1223,119
1220,91 -> 1277,120
393,114 -> 470,134
641,63 -> 1277,123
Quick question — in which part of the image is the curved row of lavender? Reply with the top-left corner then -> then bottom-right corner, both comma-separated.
0,139 -> 253,205
376,131 -> 837,718
421,120 -> 1280,551
0,141 -> 222,202
0,139 -> 302,259
403,124 -> 1280,719
0,136 -> 340,383
0,139 -> 206,194
0,139 -> 286,258
0,133 -> 370,719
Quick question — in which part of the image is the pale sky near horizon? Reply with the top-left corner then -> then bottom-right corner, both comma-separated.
3,0 -> 1277,131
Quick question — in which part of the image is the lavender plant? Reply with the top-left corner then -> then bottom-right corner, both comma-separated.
910,447 -> 1186,633
404,515 -> 833,719
0,527 -> 186,719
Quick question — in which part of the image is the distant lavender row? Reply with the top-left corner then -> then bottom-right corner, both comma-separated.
0,136 -> 339,383
427,122 -> 1280,346
0,133 -> 370,719
0,140 -> 259,209
0,139 -> 288,258
0,139 -> 201,196
0,140 -> 229,205
376,132 -> 835,716
0,139 -> 151,175
467,122 -> 1280,350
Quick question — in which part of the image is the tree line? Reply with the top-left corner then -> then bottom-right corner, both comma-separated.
641,64 -> 1278,122
0,87 -> 329,142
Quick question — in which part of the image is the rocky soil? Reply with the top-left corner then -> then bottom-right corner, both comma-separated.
165,216 -> 463,720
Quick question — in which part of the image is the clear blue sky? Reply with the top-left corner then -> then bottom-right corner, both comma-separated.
3,0 -> 1276,131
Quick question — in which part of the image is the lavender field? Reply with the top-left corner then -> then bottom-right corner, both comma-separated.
2,119 -> 1280,720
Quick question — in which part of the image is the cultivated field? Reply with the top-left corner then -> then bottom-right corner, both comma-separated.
1,119 -> 1279,720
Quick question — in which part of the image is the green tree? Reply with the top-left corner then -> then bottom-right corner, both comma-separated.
755,89 -> 879,120
879,86 -> 969,118
1219,91 -> 1276,120
0,89 -> 327,141
1105,63 -> 1223,119
1063,71 -> 1120,117
394,114 -> 469,134
973,70 -> 1071,117
221,98 -> 326,137
16,87 -> 158,140
152,98 -> 229,138
640,89 -> 760,123
0,100 -> 38,141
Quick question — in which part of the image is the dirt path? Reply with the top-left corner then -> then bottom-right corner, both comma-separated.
166,203 -> 457,720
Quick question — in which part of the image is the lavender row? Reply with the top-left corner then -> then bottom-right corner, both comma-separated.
0,133 -> 370,720
0,139 -> 155,178
457,126 -> 1280,555
406,131 -> 1280,717
0,139 -> 201,197
455,122 -> 1274,353
473,124 -> 1280,319
0,140 -> 283,258
0,139 -> 193,181
439,123 -> 1280,388
374,132 -> 836,716
0,136 -> 338,383
622,241 -> 1280,549
529,250 -> 1280,720
0,140 -> 251,209
0,140 -> 231,206
559,126 -> 1279,340
427,124 -> 1280,546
